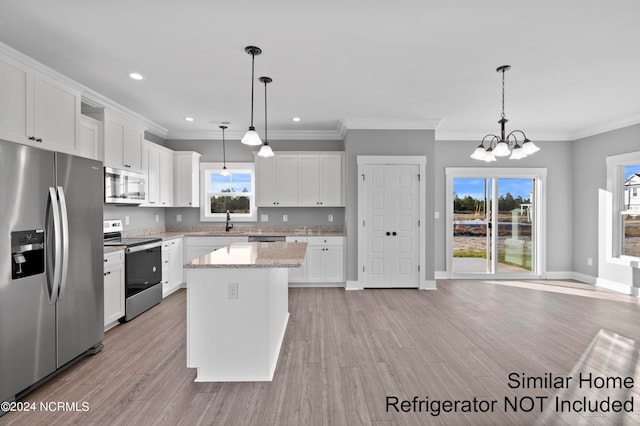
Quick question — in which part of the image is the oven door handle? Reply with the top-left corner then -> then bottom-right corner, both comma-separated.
126,242 -> 162,254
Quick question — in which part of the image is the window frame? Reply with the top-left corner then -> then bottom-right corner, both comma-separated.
606,150 -> 640,261
199,162 -> 257,222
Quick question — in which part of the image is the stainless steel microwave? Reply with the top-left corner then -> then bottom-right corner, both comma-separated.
104,167 -> 146,204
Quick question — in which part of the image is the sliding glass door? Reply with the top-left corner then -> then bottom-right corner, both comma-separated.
448,169 -> 544,277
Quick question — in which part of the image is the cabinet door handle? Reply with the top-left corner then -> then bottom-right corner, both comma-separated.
104,259 -> 108,262
104,271 -> 111,276
188,202 -> 192,205
36,138 -> 43,143
392,231 -> 397,236
28,136 -> 36,141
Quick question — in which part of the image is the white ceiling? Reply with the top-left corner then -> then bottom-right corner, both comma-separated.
1,0 -> 639,141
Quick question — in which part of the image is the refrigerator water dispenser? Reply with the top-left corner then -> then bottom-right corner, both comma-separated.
11,229 -> 45,279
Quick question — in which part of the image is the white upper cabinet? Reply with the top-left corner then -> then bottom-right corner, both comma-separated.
255,154 -> 299,207
298,153 -> 344,207
256,152 -> 344,207
0,54 -> 80,155
87,108 -> 145,172
141,140 -> 173,207
174,151 -> 201,207
79,114 -> 103,161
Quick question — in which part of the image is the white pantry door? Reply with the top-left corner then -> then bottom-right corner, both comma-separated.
363,164 -> 420,287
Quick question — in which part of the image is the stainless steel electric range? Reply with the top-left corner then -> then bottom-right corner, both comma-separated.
103,220 -> 162,321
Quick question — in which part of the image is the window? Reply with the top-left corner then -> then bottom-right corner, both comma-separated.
623,164 -> 640,257
200,162 -> 256,222
607,151 -> 640,260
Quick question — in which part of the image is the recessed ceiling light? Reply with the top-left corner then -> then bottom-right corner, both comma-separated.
128,72 -> 144,80
185,117 -> 195,122
292,117 -> 301,122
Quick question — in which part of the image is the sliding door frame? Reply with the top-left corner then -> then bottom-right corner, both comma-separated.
445,167 -> 547,279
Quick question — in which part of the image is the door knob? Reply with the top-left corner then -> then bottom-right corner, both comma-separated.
392,231 -> 397,236
386,232 -> 390,236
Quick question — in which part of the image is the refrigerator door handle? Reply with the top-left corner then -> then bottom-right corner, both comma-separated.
57,186 -> 70,300
48,187 -> 62,304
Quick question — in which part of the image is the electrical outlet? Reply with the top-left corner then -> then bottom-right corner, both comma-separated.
328,214 -> 334,222
282,214 -> 288,222
261,214 -> 269,222
155,214 -> 160,223
228,282 -> 238,299
176,214 -> 182,222
125,216 -> 130,225
434,211 -> 440,219
587,257 -> 593,266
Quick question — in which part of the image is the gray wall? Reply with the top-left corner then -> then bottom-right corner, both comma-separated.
163,138 -> 346,227
572,123 -> 640,277
344,129 -> 436,282
164,138 -> 344,162
103,204 -> 165,231
433,140 -> 574,274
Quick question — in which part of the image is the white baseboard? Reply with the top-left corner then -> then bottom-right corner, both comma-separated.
596,277 -> 634,295
345,280 -> 363,290
434,271 -> 449,279
288,282 -> 344,288
571,272 -> 597,285
420,280 -> 437,290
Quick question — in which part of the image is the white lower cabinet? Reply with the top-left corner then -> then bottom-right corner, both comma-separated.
103,250 -> 125,329
162,237 -> 184,297
285,236 -> 308,282
287,236 -> 344,284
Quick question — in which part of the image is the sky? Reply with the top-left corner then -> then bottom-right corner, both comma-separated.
625,164 -> 640,179
210,172 -> 252,193
454,178 -> 533,200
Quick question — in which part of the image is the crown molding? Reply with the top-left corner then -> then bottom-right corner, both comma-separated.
0,42 -> 169,139
0,42 -> 83,91
570,114 -> 640,141
340,117 -> 441,130
81,89 -> 168,138
435,130 -> 574,142
165,128 -> 343,141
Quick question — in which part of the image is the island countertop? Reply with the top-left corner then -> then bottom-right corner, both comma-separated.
184,241 -> 307,269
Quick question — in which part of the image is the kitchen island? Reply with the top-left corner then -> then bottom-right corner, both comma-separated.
184,241 -> 307,382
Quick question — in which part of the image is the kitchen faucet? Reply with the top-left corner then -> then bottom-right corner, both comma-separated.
226,210 -> 233,232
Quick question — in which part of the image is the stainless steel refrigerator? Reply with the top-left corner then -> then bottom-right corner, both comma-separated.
0,139 -> 103,409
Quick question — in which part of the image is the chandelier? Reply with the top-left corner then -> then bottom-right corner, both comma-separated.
470,65 -> 539,161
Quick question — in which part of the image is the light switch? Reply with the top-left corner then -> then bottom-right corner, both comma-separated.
125,216 -> 130,225
434,211 -> 440,219
176,214 -> 182,222
282,214 -> 288,222
155,214 -> 160,223
328,214 -> 334,222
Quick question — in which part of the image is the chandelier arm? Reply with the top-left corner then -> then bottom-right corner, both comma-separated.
506,129 -> 529,142
481,134 -> 499,148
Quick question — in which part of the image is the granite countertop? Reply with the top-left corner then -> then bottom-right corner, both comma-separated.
184,242 -> 307,269
124,225 -> 345,241
103,245 -> 125,254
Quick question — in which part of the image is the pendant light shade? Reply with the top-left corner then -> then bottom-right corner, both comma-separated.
241,46 -> 263,146
470,65 -> 538,161
219,125 -> 230,176
257,76 -> 274,158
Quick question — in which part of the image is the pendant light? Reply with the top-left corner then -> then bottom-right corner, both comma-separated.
257,76 -> 274,157
219,125 -> 230,176
241,46 -> 263,146
471,65 -> 539,161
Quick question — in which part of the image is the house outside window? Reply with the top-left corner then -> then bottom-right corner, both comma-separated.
623,165 -> 640,257
200,162 -> 256,222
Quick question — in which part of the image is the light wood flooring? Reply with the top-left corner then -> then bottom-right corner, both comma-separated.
2,280 -> 640,425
